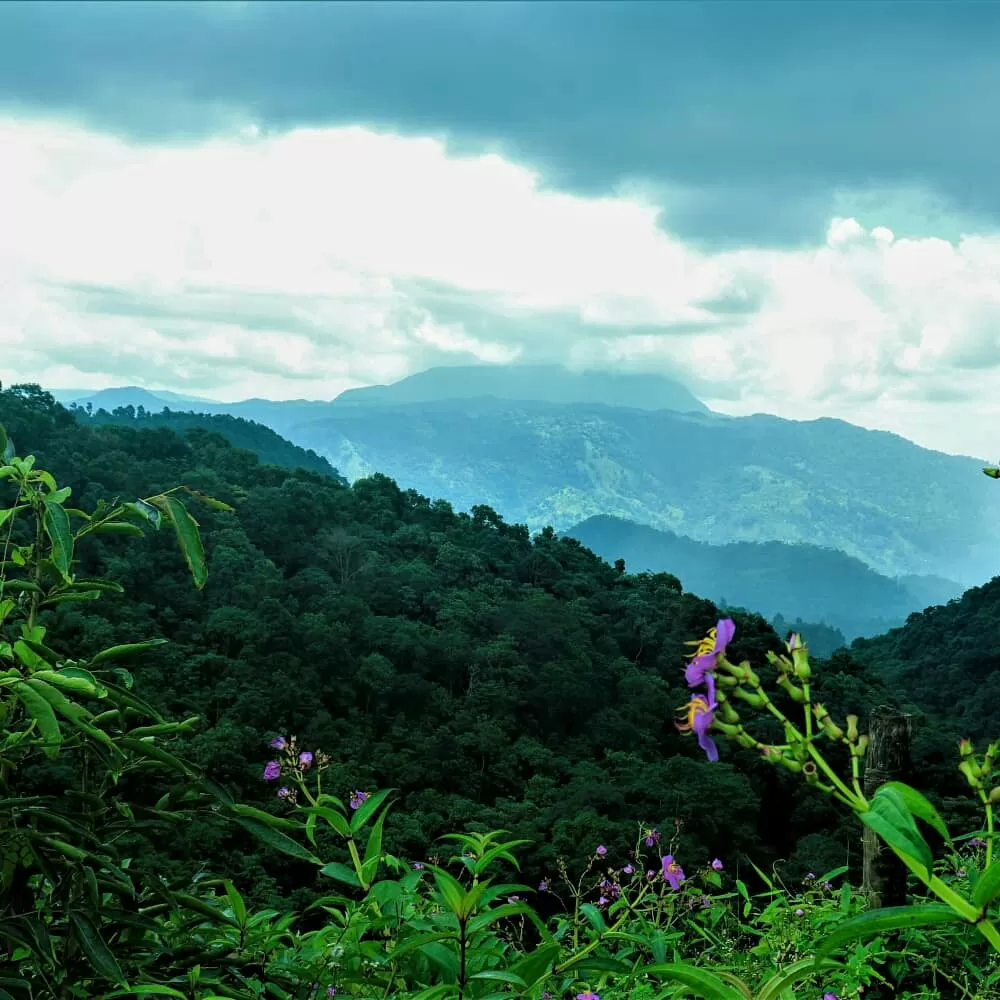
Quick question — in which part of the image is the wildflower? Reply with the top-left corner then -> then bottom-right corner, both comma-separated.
263,760 -> 281,782
538,879 -> 549,891
270,736 -> 287,750
795,907 -> 804,916
327,989 -> 336,998
413,862 -> 424,870
623,864 -> 634,875
277,786 -> 291,798
597,895 -> 609,907
661,855 -> 685,889
823,994 -> 838,1000
646,869 -> 656,879
644,828 -> 661,847
685,618 -> 736,701
298,751 -> 314,769
507,895 -> 521,903
957,868 -> 966,877
970,837 -> 987,848
349,790 -> 369,810
711,858 -> 723,871
676,694 -> 719,762
823,881 -> 833,890
577,993 -> 600,1000
595,844 -> 607,856
700,894 -> 711,908
805,872 -> 816,881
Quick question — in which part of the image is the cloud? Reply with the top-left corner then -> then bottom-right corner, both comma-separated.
3,115 -> 1000,459
3,3 -> 1000,247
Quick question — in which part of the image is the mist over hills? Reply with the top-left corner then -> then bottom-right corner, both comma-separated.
54,363 -> 1000,587
567,514 -> 963,642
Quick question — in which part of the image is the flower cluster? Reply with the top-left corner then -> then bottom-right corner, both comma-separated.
261,734 -> 331,803
675,618 -> 735,761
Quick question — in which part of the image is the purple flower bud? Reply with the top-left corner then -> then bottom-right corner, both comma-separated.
595,844 -> 607,856
270,736 -> 287,750
795,907 -> 805,916
823,994 -> 838,1000
507,895 -> 521,903
412,862 -> 424,870
277,786 -> 291,798
623,864 -> 634,875
349,790 -> 369,810
576,992 -> 600,1000
644,828 -> 661,847
597,896 -> 608,907
646,869 -> 656,879
299,751 -> 314,769
823,881 -> 833,890
538,879 -> 549,891
263,760 -> 281,782
327,989 -> 337,998
805,872 -> 816,880
970,837 -> 987,848
711,858 -> 723,871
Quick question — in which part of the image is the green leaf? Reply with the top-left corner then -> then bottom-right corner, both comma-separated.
349,787 -> 393,833
301,804 -> 352,838
87,522 -> 145,536
419,940 -> 460,979
816,904 -> 966,958
973,859 -> 1000,909
105,988 -> 189,998
468,971 -> 527,988
69,911 -> 126,985
579,902 -> 607,933
319,862 -> 362,888
91,639 -> 168,665
42,500 -> 73,580
756,957 -> 844,1000
224,880 -> 248,927
32,667 -> 105,697
859,787 -> 934,876
643,962 -> 746,1000
150,494 -> 207,589
11,680 -> 62,757
226,803 -> 301,831
230,816 -> 321,865
23,676 -> 114,749
877,781 -> 952,844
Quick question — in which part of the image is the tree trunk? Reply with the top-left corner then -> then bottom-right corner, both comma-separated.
862,706 -> 913,908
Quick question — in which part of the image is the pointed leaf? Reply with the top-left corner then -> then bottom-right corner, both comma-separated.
230,816 -> 320,864
859,787 -> 934,875
69,911 -> 126,985
816,904 -> 965,958
91,639 -> 168,665
150,495 -> 207,588
11,680 -> 61,757
643,963 -> 746,1000
756,957 -> 844,1000
42,501 -> 73,580
877,782 -> 952,844
973,859 -> 1000,909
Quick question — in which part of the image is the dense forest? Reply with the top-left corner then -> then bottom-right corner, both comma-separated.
0,384 -> 980,913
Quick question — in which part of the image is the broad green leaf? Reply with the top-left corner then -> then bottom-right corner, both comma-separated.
226,802 -> 301,831
468,971 -> 528,988
42,500 -> 73,580
349,787 -> 393,833
973,859 -> 1000,908
224,880 -> 248,927
23,676 -> 114,748
69,911 -> 126,985
756,957 -> 844,1000
644,962 -> 746,1000
231,816 -> 321,865
859,787 -> 934,875
816,904 -> 965,958
91,639 -> 168,665
419,940 -> 460,979
507,942 -> 561,989
32,667 -> 105,697
877,781 -> 952,844
87,522 -> 145,537
151,494 -> 207,589
579,902 -> 607,933
302,804 -> 352,837
11,680 -> 62,757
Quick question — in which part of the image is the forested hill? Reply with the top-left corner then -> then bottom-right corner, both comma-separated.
0,383 -> 965,903
850,577 -> 1000,741
70,402 -> 344,481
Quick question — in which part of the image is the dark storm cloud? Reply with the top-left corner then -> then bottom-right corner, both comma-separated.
2,2 -> 999,247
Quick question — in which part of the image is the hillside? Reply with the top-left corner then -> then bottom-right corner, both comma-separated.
2,381 -> 928,896
281,398 -> 1000,584
850,576 -> 1000,741
567,514 -> 963,641
70,402 -> 345,481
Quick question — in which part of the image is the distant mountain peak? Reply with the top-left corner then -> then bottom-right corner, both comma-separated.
333,363 -> 709,413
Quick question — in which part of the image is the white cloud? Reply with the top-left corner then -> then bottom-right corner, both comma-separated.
2,114 -> 1000,457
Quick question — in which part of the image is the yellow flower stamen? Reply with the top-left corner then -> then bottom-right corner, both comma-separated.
676,694 -> 710,734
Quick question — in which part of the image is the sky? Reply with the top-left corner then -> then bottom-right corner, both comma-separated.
2,1 -> 1000,458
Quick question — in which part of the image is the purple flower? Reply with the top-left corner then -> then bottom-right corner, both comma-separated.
299,751 -> 314,769
277,786 -> 291,798
646,869 -> 656,879
676,694 -> 719,762
685,618 -> 735,703
795,907 -> 805,916
538,879 -> 549,891
623,864 -> 634,875
595,844 -> 607,856
823,994 -> 838,1000
327,989 -> 336,998
644,828 -> 661,847
270,736 -> 287,750
412,862 -> 424,870
576,992 -> 600,1000
823,880 -> 833,890
263,760 -> 281,782
711,858 -> 723,871
970,837 -> 987,848
597,895 -> 609,907
507,895 -> 521,903
805,872 -> 816,880
661,855 -> 686,889
349,790 -> 369,810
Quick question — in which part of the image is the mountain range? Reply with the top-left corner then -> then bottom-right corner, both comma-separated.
54,363 -> 1000,594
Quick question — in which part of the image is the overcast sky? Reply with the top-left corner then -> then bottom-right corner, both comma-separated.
2,1 -> 1000,457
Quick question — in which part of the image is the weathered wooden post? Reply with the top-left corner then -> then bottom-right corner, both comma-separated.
862,706 -> 913,908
